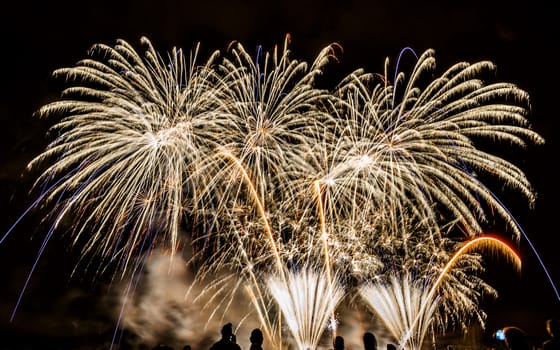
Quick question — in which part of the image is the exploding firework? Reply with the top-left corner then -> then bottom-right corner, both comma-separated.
20,37 -> 227,275
2,36 -> 545,348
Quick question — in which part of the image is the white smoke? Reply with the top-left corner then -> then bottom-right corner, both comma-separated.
116,249 -> 262,349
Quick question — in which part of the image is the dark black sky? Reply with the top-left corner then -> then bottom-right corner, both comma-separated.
0,0 -> 558,349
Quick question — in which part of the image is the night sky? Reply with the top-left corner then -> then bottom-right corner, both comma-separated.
0,1 -> 558,349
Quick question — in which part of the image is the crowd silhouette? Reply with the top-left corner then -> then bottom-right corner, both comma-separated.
146,319 -> 560,350
147,323 -> 382,350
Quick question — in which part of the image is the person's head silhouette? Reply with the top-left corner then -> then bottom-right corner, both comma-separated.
363,331 -> 377,350
221,322 -> 234,340
334,335 -> 344,350
250,328 -> 264,345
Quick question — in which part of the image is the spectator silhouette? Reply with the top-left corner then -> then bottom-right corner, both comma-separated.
363,331 -> 377,350
183,346 -> 192,350
387,344 -> 397,350
544,319 -> 560,350
333,335 -> 345,350
503,326 -> 533,350
209,322 -> 242,350
250,328 -> 264,350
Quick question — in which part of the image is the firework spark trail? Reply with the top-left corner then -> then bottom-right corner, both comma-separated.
313,180 -> 335,297
9,224 -> 57,322
485,189 -> 560,301
8,167 -> 94,320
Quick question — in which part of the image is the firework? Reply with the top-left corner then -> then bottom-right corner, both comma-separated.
319,48 -> 544,242
2,36 -> 546,348
23,37 -> 231,275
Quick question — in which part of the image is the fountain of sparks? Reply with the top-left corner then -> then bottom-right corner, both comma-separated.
360,236 -> 522,350
267,268 -> 345,350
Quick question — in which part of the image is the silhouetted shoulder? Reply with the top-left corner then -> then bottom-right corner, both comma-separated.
504,326 -> 533,350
